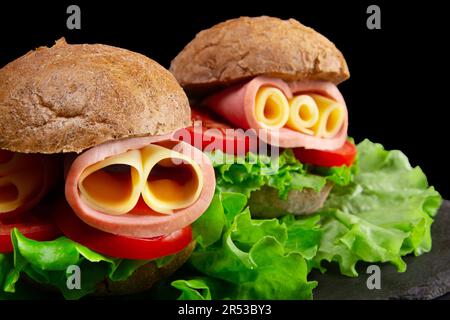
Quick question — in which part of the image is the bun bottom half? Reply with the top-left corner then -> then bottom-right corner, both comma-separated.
249,183 -> 333,218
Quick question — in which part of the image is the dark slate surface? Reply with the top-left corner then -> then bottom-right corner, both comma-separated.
311,201 -> 450,300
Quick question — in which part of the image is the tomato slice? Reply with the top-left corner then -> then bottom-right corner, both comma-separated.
174,108 -> 257,156
52,200 -> 192,260
293,140 -> 357,167
0,207 -> 61,253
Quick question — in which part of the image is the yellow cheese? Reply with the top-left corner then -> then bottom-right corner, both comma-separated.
286,95 -> 319,135
0,153 -> 44,213
253,87 -> 345,139
141,144 -> 203,214
79,150 -> 144,215
310,94 -> 346,138
254,87 -> 290,129
78,144 -> 203,216
0,169 -> 43,213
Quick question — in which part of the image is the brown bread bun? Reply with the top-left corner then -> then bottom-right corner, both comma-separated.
170,16 -> 349,95
0,38 -> 191,154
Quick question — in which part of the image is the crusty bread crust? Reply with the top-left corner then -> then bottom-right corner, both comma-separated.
249,183 -> 333,218
170,16 -> 349,94
0,38 -> 191,154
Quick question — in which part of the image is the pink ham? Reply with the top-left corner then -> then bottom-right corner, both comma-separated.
202,76 -> 348,150
65,135 -> 216,238
0,154 -> 60,221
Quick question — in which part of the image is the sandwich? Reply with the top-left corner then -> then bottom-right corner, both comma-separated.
0,17 -> 443,301
171,16 -> 356,217
0,38 -> 215,299
167,17 -> 443,300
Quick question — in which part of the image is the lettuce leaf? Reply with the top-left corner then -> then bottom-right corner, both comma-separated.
313,139 -> 442,276
1,228 -> 173,299
1,140 -> 442,300
0,253 -> 12,292
172,279 -> 213,300
173,192 -> 320,300
209,149 -> 352,199
173,139 -> 442,299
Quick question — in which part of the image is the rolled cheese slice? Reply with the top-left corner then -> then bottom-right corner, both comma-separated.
78,150 -> 144,216
77,144 -> 203,216
286,95 -> 319,135
65,135 -> 216,238
141,144 -> 203,214
310,94 -> 346,139
254,87 -> 290,129
0,170 -> 43,213
0,151 -> 60,218
203,76 -> 348,150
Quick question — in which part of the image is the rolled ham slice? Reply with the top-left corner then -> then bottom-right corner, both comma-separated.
0,152 -> 60,220
65,135 -> 216,238
203,76 -> 348,150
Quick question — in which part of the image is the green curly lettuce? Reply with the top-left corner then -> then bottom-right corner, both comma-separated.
1,140 -> 442,300
172,192 -> 320,300
0,229 -> 177,300
209,149 -> 353,199
173,140 -> 442,299
312,139 -> 442,276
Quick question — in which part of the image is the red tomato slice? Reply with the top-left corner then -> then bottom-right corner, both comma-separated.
0,207 -> 61,253
174,108 -> 258,156
293,140 -> 357,167
52,200 -> 192,260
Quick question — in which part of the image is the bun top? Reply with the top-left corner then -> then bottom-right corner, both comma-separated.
170,16 -> 350,93
0,38 -> 191,154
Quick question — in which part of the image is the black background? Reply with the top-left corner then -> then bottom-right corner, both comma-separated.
1,0 -> 448,198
